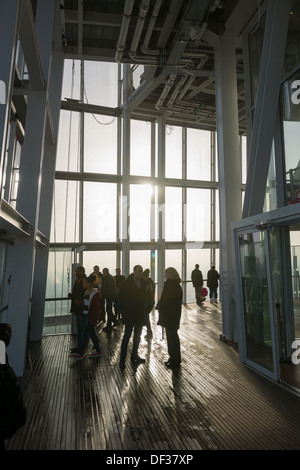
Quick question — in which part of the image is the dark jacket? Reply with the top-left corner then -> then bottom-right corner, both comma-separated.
157,279 -> 183,330
87,290 -> 102,326
118,274 -> 150,326
69,278 -> 85,315
207,268 -> 220,288
191,268 -> 203,287
102,274 -> 117,299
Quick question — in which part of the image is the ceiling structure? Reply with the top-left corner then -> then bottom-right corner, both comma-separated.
59,0 -> 253,133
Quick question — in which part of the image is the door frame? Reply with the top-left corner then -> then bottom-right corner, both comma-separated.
233,225 -> 280,381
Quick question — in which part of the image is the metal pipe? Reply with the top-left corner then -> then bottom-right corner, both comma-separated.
129,0 -> 151,61
115,0 -> 135,63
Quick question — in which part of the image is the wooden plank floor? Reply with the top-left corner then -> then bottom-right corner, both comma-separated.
6,301 -> 300,451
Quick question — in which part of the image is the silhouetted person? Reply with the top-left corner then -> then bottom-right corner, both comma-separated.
157,267 -> 183,368
102,268 -> 117,329
191,263 -> 203,305
68,266 -> 86,351
114,267 -> 125,322
143,269 -> 155,338
207,265 -> 220,302
118,265 -> 150,368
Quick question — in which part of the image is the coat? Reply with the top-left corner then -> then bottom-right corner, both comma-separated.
191,268 -> 203,287
157,279 -> 183,330
207,268 -> 220,288
87,290 -> 101,326
102,274 -> 117,299
118,274 -> 150,326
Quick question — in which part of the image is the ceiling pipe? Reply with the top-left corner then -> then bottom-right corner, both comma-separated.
115,0 -> 135,63
140,0 -> 163,55
155,73 -> 177,110
129,0 -> 151,61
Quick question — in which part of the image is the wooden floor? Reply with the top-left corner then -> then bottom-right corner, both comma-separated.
6,301 -> 300,451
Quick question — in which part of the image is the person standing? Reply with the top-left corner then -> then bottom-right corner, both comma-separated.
207,265 -> 220,302
157,267 -> 183,368
114,267 -> 125,323
102,268 -> 117,329
68,266 -> 86,351
143,269 -> 155,339
91,265 -> 104,321
191,264 -> 203,305
69,274 -> 102,360
118,265 -> 150,368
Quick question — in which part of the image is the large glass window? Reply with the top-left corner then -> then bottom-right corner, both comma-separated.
51,180 -> 80,243
84,61 -> 118,108
186,188 -> 210,242
166,126 -> 182,179
281,71 -> 300,204
84,114 -> 117,174
165,187 -> 182,241
43,248 -> 72,335
83,251 -> 117,276
187,128 -> 211,181
130,120 -> 151,176
83,182 -> 117,242
129,184 -> 153,242
56,110 -> 81,172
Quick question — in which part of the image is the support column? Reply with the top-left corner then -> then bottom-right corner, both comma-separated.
214,34 -> 242,341
30,50 -> 64,341
6,0 -> 56,375
7,92 -> 47,376
242,0 -> 292,218
121,64 -> 130,276
157,116 -> 166,298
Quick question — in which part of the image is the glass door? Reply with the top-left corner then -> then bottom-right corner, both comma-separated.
237,229 -> 280,381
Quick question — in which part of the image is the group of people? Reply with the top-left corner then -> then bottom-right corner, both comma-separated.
68,264 -> 182,369
191,264 -> 220,305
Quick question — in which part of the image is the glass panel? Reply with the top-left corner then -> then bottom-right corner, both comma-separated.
290,233 -> 300,339
186,188 -> 210,242
239,231 -> 274,372
83,251 -> 117,277
84,113 -> 117,174
269,227 -> 285,360
129,184 -> 153,241
50,180 -> 80,243
130,120 -> 151,176
165,187 -> 182,241
165,126 -> 182,179
130,250 -> 152,274
281,72 -> 300,204
84,61 -> 118,108
83,182 -> 117,242
263,141 -> 277,212
283,2 -> 300,80
56,110 -> 80,172
186,128 -> 210,181
165,250 -> 182,279
43,249 -> 73,335
61,59 -> 81,101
